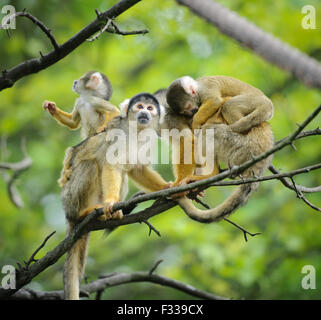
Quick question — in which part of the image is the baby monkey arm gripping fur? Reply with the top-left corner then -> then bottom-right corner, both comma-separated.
62,93 -> 168,300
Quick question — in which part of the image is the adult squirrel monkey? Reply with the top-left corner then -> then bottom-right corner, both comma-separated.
62,93 -> 168,300
43,71 -> 120,139
161,76 -> 274,222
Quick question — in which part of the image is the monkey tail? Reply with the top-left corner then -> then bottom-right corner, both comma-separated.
63,223 -> 90,300
178,182 -> 259,223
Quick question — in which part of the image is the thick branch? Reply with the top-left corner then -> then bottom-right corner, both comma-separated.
0,0 -> 142,91
10,270 -> 227,300
177,0 -> 321,90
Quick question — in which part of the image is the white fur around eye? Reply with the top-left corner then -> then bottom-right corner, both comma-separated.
180,76 -> 198,96
119,99 -> 130,117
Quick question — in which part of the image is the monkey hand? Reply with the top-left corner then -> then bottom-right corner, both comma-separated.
170,177 -> 205,199
96,125 -> 106,134
102,201 -> 123,221
43,100 -> 57,115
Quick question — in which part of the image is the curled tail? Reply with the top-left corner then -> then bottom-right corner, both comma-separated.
63,223 -> 90,300
178,182 -> 258,223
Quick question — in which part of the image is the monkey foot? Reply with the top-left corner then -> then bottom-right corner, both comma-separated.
96,125 -> 106,134
78,204 -> 104,220
101,201 -> 123,221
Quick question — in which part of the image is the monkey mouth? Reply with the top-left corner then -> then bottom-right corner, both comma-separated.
137,113 -> 151,125
137,116 -> 150,125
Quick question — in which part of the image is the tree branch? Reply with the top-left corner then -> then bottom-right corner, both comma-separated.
10,268 -> 228,300
177,0 -> 321,90
0,0 -> 143,91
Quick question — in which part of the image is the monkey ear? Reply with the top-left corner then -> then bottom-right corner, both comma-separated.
180,76 -> 198,96
159,104 -> 166,124
85,72 -> 102,90
119,99 -> 130,117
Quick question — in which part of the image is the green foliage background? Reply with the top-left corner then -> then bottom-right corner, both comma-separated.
0,0 -> 320,299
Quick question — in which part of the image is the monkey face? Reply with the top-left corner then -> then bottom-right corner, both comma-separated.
180,101 -> 199,117
131,102 -> 158,127
126,93 -> 161,129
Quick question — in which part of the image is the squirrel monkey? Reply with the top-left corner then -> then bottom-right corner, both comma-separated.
167,75 -> 274,133
43,70 -> 120,139
162,78 -> 274,222
62,93 -> 168,300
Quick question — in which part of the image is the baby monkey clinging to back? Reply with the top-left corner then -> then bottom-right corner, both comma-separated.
43,70 -> 120,139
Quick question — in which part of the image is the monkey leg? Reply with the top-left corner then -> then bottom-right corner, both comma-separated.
221,94 -> 273,133
58,148 -> 74,187
172,135 -> 196,187
101,164 -> 123,220
96,110 -> 120,133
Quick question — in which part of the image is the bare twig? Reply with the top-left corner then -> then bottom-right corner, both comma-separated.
87,18 -> 113,42
149,259 -> 164,276
289,176 -> 321,212
0,136 -> 32,208
108,20 -> 149,35
141,219 -> 161,237
1,11 -> 59,50
21,231 -> 56,271
223,218 -> 261,242
269,165 -> 321,194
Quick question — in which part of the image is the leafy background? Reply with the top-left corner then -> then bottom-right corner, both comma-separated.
0,0 -> 321,299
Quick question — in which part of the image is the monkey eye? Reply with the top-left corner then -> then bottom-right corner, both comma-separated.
137,104 -> 144,109
147,106 -> 154,111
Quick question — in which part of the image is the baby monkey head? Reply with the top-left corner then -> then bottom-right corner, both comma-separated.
122,93 -> 163,129
72,70 -> 113,100
166,76 -> 201,117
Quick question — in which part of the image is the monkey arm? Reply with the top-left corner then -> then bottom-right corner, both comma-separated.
192,98 -> 224,130
128,166 -> 169,192
89,97 -> 121,132
89,97 -> 120,114
52,106 -> 81,129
